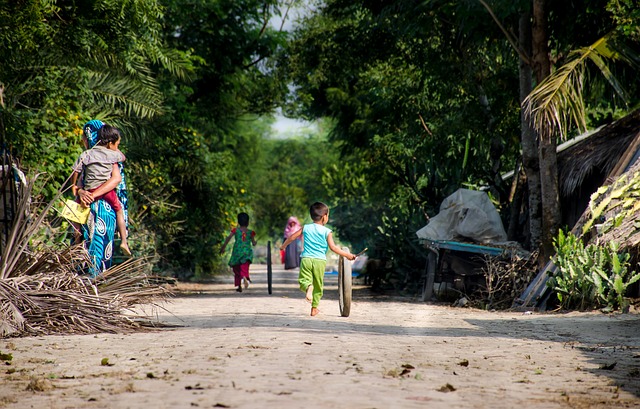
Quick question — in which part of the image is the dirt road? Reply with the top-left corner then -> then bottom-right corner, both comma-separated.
1,265 -> 639,408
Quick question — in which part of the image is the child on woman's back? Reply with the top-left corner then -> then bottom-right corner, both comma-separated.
71,125 -> 131,256
280,202 -> 355,316
220,212 -> 257,292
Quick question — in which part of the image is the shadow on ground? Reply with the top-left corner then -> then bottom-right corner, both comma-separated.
163,265 -> 640,399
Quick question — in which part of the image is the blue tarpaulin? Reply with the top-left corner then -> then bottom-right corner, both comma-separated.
420,239 -> 504,256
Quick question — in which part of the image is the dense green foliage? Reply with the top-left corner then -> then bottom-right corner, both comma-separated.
278,0 -> 640,290
249,126 -> 341,241
279,1 -> 523,288
1,0 -> 639,291
0,0 -> 290,278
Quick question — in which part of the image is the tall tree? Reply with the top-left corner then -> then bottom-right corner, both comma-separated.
531,0 -> 558,262
479,0 -> 541,248
524,0 -> 639,262
281,0 -> 524,285
135,0 -> 292,276
0,0 -> 189,194
480,0 -> 632,264
517,9 -> 541,249
282,0 -> 636,285
0,0 -> 293,277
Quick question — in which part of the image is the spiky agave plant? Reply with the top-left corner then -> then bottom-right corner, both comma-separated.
0,170 -> 170,337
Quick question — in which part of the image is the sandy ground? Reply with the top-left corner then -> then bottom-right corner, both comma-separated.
1,264 -> 640,409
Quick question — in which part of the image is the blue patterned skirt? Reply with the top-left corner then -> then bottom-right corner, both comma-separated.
83,199 -> 117,277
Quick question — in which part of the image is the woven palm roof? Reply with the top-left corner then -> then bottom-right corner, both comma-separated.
557,108 -> 640,198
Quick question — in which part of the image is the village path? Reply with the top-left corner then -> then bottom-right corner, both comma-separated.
1,264 -> 640,409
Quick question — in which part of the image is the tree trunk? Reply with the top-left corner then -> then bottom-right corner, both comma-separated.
532,0 -> 551,83
538,137 -> 560,262
532,0 -> 560,264
518,10 -> 542,252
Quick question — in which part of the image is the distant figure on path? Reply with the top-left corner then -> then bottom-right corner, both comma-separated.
283,216 -> 301,269
220,212 -> 257,292
280,202 -> 355,316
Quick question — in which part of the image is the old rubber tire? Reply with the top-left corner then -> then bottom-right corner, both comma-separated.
338,247 -> 352,317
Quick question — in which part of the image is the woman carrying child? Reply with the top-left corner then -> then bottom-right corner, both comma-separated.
71,124 -> 131,256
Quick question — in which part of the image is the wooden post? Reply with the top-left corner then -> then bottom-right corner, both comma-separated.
422,250 -> 437,302
267,240 -> 272,294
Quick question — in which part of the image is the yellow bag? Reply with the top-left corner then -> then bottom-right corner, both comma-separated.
60,199 -> 91,224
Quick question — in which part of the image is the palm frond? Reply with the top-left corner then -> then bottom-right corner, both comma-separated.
0,168 -> 171,337
0,281 -> 27,336
142,47 -> 195,82
523,34 -> 631,141
87,70 -> 164,119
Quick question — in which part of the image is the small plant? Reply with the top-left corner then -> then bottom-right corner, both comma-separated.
550,230 -> 598,310
550,230 -> 640,311
591,242 -> 640,309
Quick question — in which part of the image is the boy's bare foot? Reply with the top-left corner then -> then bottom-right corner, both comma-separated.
243,278 -> 249,289
120,243 -> 132,257
305,285 -> 314,303
310,307 -> 319,316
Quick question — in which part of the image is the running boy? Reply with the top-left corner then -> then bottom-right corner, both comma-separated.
280,202 -> 355,316
71,125 -> 131,256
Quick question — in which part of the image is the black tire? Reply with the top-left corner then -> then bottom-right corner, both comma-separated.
267,241 -> 272,294
338,247 -> 352,317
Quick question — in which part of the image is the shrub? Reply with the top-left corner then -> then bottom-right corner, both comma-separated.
550,230 -> 640,311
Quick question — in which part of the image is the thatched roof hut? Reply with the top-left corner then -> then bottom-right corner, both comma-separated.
557,108 -> 640,228
515,109 -> 640,309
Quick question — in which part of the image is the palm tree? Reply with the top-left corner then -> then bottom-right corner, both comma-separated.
523,32 -> 639,253
524,34 -> 635,140
481,0 -> 639,264
0,0 -> 193,199
0,0 -> 191,142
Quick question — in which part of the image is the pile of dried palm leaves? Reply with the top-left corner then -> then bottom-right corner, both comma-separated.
0,170 -> 171,337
